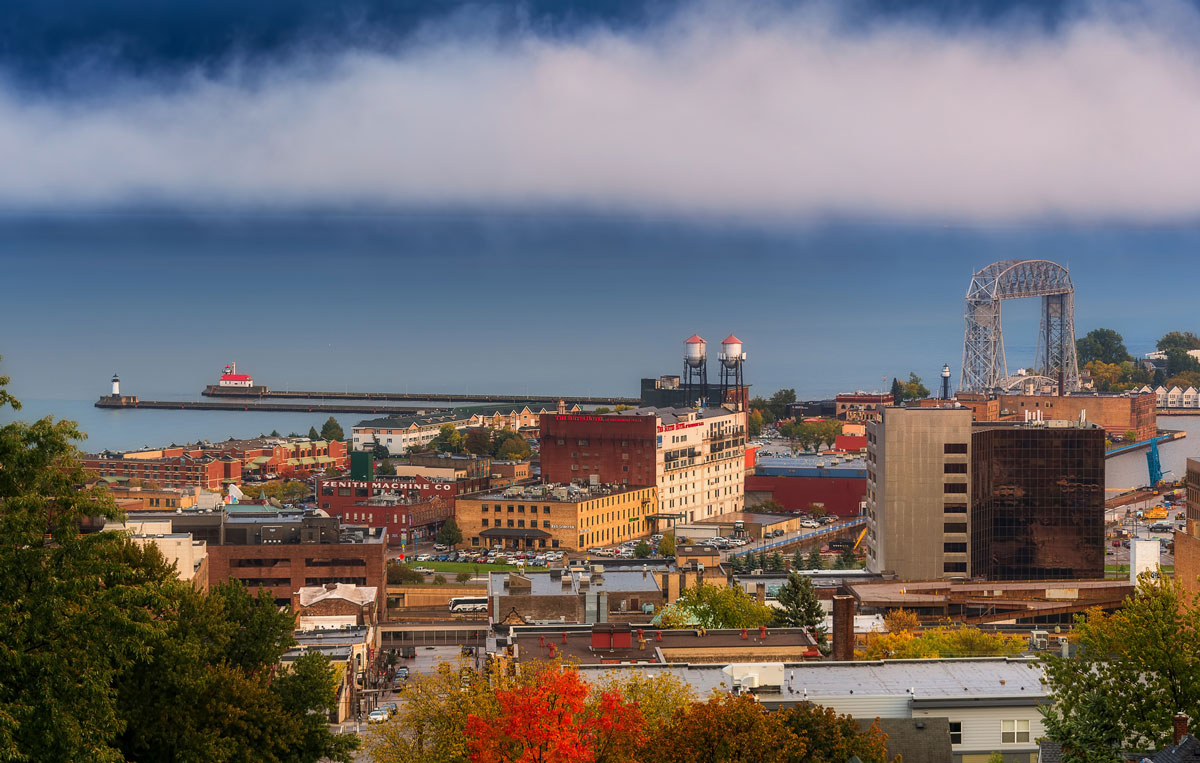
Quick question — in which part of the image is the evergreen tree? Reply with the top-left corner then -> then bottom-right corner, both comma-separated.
806,548 -> 825,570
769,551 -> 785,571
889,377 -> 904,402
791,549 -> 804,571
757,550 -> 769,571
770,572 -> 826,638
436,518 -> 463,548
308,426 -> 320,440
319,416 -> 344,441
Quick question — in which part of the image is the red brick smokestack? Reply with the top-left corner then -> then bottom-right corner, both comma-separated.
832,595 -> 856,662
1174,713 -> 1190,744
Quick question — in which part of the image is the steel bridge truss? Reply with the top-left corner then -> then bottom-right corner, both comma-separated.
960,259 -> 1080,394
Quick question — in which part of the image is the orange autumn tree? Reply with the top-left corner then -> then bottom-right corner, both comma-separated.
465,668 -> 645,763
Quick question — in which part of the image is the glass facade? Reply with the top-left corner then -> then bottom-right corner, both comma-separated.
971,425 -> 1105,580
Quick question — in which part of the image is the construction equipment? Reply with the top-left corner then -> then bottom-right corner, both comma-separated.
852,527 -> 868,552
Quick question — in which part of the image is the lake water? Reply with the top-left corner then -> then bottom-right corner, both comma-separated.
1106,415 -> 1199,490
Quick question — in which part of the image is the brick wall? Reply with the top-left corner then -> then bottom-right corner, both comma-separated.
539,415 -> 658,486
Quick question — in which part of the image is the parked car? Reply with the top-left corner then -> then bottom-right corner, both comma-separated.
413,566 -> 434,574
416,553 -> 432,562
368,709 -> 389,723
800,520 -> 820,529
381,702 -> 398,717
433,544 -> 448,552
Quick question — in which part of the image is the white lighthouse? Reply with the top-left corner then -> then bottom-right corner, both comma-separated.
112,373 -> 120,396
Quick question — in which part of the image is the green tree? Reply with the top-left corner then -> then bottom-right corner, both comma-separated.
456,572 -> 473,583
1041,575 -> 1200,760
790,549 -> 804,571
1077,328 -> 1133,365
1167,371 -> 1200,390
835,547 -> 859,569
308,425 -> 320,440
633,540 -> 652,558
1123,430 -> 1138,443
320,416 -> 344,441
805,548 -> 825,570
770,572 -> 826,639
730,554 -> 746,573
429,424 -> 464,454
901,372 -> 930,401
269,429 -> 281,437
1157,331 -> 1200,353
378,459 -> 397,476
769,551 -> 786,571
650,693 -> 805,763
371,437 -> 390,460
1165,348 -> 1200,378
657,533 -> 676,557
767,389 -> 797,420
433,574 -> 447,585
436,518 -> 463,548
494,436 -> 531,461
592,406 -> 611,414
750,397 -> 777,425
387,562 -> 425,585
658,582 -> 775,629
889,377 -> 904,402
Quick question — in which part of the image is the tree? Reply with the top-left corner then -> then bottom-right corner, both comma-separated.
269,429 -> 281,437
320,416 -> 344,441
1123,430 -> 1138,443
593,407 -> 611,414
883,608 -> 920,634
767,389 -> 797,421
889,377 -> 903,402
777,703 -> 893,763
429,424 -> 464,454
790,549 -> 804,571
464,428 -> 492,456
835,547 -> 859,569
748,410 -> 764,437
729,554 -> 746,573
437,518 -> 464,548
1157,331 -> 1200,353
308,425 -> 321,440
900,372 -> 930,401
590,670 -> 695,733
648,693 -> 805,763
1165,348 -> 1200,378
858,625 -> 1025,660
1166,371 -> 1200,390
658,582 -> 775,629
456,572 -> 473,583
633,540 -> 652,558
752,499 -> 785,513
1040,575 -> 1200,760
495,436 -> 532,461
770,572 -> 825,639
769,551 -> 785,572
378,460 -> 397,476
805,548 -> 824,570
433,574 -> 447,585
371,437 -> 390,459
750,397 -> 776,425
657,533 -> 676,557
387,562 -> 425,585
1077,328 -> 1133,365
465,668 -> 646,763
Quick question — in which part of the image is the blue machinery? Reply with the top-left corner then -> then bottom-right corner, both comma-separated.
1146,438 -> 1163,487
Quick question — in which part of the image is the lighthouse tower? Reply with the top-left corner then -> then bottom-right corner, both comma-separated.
112,373 -> 120,396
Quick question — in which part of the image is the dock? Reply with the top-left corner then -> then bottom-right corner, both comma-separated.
1104,429 -> 1186,459
95,396 -> 440,415
201,385 -> 639,407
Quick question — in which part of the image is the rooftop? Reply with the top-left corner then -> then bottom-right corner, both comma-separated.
508,624 -> 820,665
754,454 -> 867,477
489,568 -> 663,597
575,657 -> 1044,702
297,583 -> 378,608
465,482 -> 649,504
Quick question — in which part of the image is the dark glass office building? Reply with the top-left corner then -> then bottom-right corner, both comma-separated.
971,423 -> 1105,580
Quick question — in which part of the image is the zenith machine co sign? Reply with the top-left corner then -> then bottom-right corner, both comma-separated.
326,479 -> 455,492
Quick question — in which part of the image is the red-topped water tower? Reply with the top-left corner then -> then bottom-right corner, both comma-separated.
719,334 -> 746,410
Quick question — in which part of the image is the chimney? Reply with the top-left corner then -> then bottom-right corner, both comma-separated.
756,582 -> 766,604
1175,713 -> 1190,744
832,595 -> 856,662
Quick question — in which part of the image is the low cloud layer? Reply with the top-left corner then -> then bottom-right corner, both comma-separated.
3,1 -> 1200,221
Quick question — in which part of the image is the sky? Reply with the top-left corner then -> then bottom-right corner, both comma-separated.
1,0 -> 1199,404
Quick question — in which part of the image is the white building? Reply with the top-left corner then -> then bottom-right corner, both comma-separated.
105,519 -> 207,583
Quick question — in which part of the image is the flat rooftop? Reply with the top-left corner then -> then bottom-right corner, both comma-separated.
466,483 -> 647,504
576,657 -> 1044,702
510,625 -> 819,665
755,454 -> 867,477
489,569 -> 662,597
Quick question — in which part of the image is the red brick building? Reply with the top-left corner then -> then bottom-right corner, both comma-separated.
835,393 -> 894,422
85,450 -> 240,490
744,474 -> 867,517
539,414 -> 658,486
317,476 -> 457,546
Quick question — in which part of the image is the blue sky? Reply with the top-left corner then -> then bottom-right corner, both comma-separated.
1,0 -> 1199,403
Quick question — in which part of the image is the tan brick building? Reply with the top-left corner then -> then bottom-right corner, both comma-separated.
456,484 -> 657,552
1175,458 -> 1200,598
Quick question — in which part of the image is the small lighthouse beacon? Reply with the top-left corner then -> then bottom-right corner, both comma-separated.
112,373 -> 120,397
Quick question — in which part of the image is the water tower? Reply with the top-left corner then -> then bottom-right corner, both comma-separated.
683,335 -> 708,407
719,335 -> 746,410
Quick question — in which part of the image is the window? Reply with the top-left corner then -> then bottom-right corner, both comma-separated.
948,722 -> 962,745
943,462 -> 968,474
944,503 -> 968,513
944,523 -> 968,534
944,483 -> 967,494
944,562 -> 967,573
481,518 -> 489,527
1001,720 -> 1030,744
944,443 -> 968,454
944,543 -> 967,553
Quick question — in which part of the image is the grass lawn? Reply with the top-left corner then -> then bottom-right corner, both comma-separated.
419,561 -> 549,574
